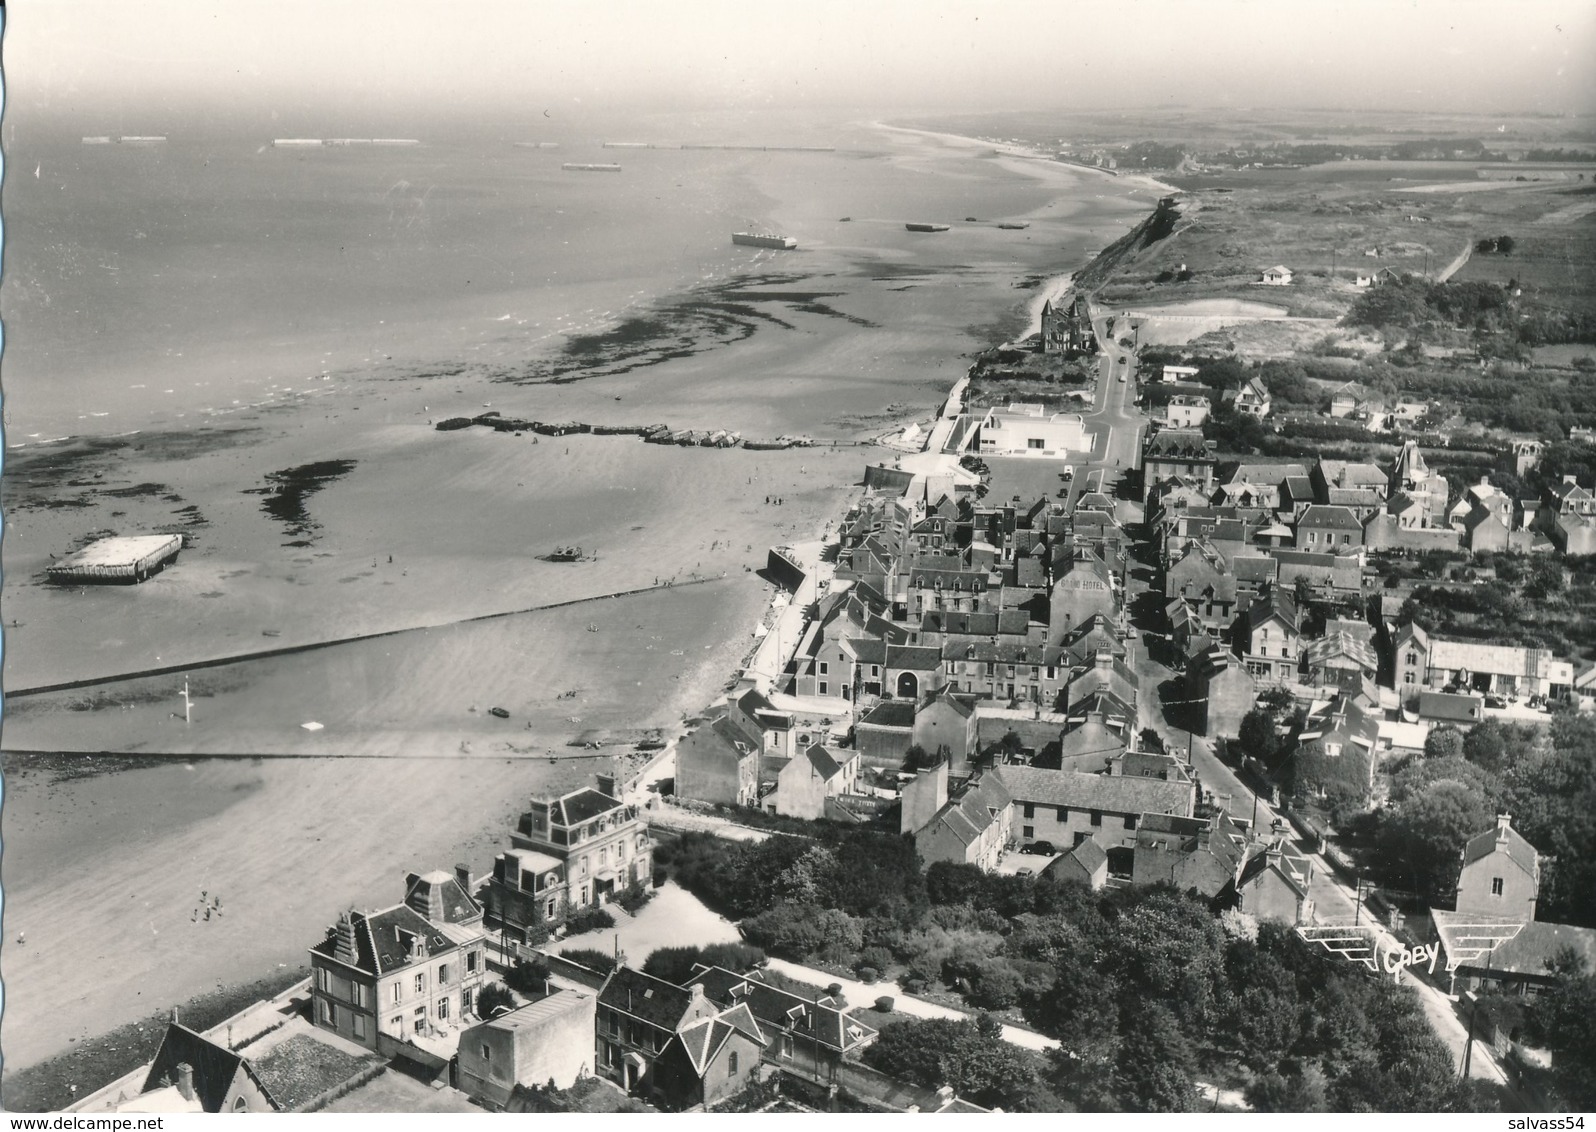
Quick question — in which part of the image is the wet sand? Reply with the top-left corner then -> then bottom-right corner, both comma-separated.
0,125 -> 1156,1074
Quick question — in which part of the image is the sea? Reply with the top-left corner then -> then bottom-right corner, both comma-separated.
0,106 -> 1092,446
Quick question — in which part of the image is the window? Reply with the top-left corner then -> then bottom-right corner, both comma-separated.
781,1034 -> 794,1059
728,1052 -> 740,1076
1056,806 -> 1068,821
1022,825 -> 1034,839
392,983 -> 403,1005
438,963 -> 450,984
1090,810 -> 1102,827
1028,438 -> 1045,450
871,665 -> 880,677
1007,665 -> 1016,679
1023,803 -> 1034,819
1258,646 -> 1268,657
1406,652 -> 1419,665
353,1013 -> 367,1041
1074,832 -> 1090,847
1491,877 -> 1504,896
315,967 -> 327,992
546,899 -> 557,919
819,681 -> 828,696
415,973 -> 425,995
1031,666 -> 1040,679
985,662 -> 994,677
1046,666 -> 1056,680
1125,815 -> 1138,830
320,998 -> 334,1025
463,987 -> 474,1014
466,951 -> 479,973
1403,672 -> 1416,684
233,1098 -> 249,1112
438,997 -> 450,1020
819,662 -> 829,676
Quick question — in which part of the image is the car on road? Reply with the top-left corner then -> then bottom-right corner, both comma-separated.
1021,840 -> 1056,856
1059,466 -> 1074,480
1118,373 -> 1127,382
1014,867 -> 1035,876
488,706 -> 510,719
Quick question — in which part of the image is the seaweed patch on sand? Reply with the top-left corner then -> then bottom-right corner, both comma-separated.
501,273 -> 878,385
245,459 -> 358,542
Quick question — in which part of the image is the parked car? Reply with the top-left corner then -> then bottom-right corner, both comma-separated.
1015,867 -> 1035,877
488,706 -> 510,719
1485,694 -> 1507,709
1021,840 -> 1056,856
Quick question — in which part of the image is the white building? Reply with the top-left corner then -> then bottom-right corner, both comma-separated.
977,402 -> 1089,457
1260,265 -> 1293,286
1166,395 -> 1211,429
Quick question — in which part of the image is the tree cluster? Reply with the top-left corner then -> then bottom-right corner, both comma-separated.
1357,715 -> 1596,926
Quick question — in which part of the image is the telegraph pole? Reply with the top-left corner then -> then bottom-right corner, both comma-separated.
1354,871 -> 1364,926
182,676 -> 192,725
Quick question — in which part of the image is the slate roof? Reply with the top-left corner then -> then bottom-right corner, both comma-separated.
842,637 -> 889,666
1432,911 -> 1596,979
1418,690 -> 1484,723
859,700 -> 916,729
1462,820 -> 1539,876
1302,632 -> 1378,672
1233,555 -> 1279,584
600,967 -> 701,1031
1145,429 -> 1212,460
1248,588 -> 1299,631
404,870 -> 483,925
1298,504 -> 1363,531
1046,837 -> 1108,880
689,967 -> 878,1053
143,1023 -> 275,1113
1237,841 -> 1312,899
888,644 -> 944,671
673,1003 -> 766,1074
804,743 -> 858,781
311,904 -> 461,976
995,765 -> 1193,817
550,787 -> 626,827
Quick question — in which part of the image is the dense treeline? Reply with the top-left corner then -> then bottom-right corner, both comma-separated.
870,873 -> 1481,1112
656,829 -> 1484,1111
1346,714 -> 1596,927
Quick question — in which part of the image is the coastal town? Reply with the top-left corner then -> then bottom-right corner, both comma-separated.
50,241 -> 1596,1111
5,5 -> 1596,1115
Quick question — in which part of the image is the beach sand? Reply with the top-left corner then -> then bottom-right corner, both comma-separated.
0,125 -> 1156,1074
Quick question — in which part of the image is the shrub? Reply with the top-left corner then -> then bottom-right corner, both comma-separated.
564,906 -> 616,934
641,946 -> 704,986
858,966 -> 879,984
478,982 -> 515,1018
559,947 -> 619,974
700,941 -> 767,973
875,996 -> 896,1013
857,945 -> 894,974
505,955 -> 550,996
901,975 -> 928,994
617,881 -> 653,915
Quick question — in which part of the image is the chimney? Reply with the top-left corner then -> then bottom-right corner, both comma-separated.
175,1063 -> 195,1102
333,911 -> 359,964
596,772 -> 618,798
1095,645 -> 1113,670
1497,813 -> 1512,842
689,983 -> 705,1002
455,862 -> 473,893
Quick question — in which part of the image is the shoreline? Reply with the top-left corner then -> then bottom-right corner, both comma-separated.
0,121 -> 1160,1076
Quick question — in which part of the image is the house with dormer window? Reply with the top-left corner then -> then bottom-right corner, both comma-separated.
485,776 -> 653,943
309,870 -> 488,1053
685,966 -> 878,1087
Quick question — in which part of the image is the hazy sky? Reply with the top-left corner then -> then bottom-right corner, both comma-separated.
6,0 -> 1595,120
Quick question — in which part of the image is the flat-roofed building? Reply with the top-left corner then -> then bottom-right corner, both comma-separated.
977,402 -> 1088,457
46,533 -> 184,584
